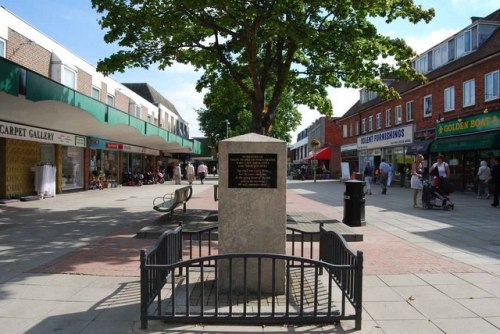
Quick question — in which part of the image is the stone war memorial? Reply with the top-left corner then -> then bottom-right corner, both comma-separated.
218,133 -> 287,293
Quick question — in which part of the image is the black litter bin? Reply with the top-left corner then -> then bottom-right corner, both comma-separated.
343,180 -> 366,227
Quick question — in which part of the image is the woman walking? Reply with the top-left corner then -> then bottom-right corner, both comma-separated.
411,154 -> 424,208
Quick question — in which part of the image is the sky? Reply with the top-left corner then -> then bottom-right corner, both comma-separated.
1,0 -> 499,142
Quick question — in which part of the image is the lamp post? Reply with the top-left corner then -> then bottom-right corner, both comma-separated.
226,120 -> 230,138
311,139 -> 320,183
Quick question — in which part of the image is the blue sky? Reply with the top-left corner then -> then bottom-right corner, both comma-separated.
1,0 -> 499,141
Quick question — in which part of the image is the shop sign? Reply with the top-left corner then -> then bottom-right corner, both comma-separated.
0,121 -> 86,147
357,125 -> 414,150
436,110 -> 500,138
341,143 -> 357,152
88,137 -> 159,155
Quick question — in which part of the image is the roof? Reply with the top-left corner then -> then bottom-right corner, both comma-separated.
339,10 -> 500,120
122,83 -> 180,117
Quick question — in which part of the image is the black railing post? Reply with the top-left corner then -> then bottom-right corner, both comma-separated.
355,250 -> 364,330
140,249 -> 148,329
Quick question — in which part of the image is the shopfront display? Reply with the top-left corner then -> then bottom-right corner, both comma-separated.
61,146 -> 84,191
431,110 -> 500,191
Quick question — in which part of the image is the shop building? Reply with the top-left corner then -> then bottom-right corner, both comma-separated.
0,7 -> 204,198
337,9 -> 500,191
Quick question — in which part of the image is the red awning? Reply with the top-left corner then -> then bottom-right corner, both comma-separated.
305,146 -> 332,160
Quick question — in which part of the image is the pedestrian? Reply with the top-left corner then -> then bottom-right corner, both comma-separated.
173,162 -> 181,185
411,154 -> 424,208
398,163 -> 406,187
430,154 -> 451,193
187,162 -> 195,185
378,159 -> 391,194
490,157 -> 500,208
363,161 -> 373,195
197,161 -> 208,184
212,166 -> 217,176
477,160 -> 490,199
387,162 -> 394,187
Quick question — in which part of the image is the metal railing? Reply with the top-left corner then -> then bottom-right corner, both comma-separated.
140,224 -> 363,330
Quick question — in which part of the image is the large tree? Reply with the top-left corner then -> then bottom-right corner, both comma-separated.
197,72 -> 301,145
92,0 -> 434,135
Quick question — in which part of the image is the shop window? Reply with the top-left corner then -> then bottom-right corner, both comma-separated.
0,38 -> 5,58
62,146 -> 84,191
406,101 -> 414,121
463,79 -> 475,107
395,105 -> 402,125
444,86 -> 455,112
485,70 -> 499,101
423,95 -> 432,118
376,113 -> 381,129
385,109 -> 391,127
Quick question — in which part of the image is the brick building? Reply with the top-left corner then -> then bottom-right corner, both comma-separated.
289,116 -> 342,179
0,7 -> 202,198
337,9 -> 500,191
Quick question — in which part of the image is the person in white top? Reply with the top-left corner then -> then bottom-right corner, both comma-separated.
477,160 -> 491,199
187,162 -> 195,185
173,163 -> 182,185
430,154 -> 450,178
197,162 -> 208,184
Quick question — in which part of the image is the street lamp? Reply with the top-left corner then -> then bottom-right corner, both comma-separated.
226,120 -> 230,138
311,139 -> 320,183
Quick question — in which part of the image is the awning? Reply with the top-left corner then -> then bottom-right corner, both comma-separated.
406,139 -> 433,155
305,146 -> 331,160
431,131 -> 500,152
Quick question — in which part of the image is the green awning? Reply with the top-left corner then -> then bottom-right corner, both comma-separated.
431,131 -> 500,152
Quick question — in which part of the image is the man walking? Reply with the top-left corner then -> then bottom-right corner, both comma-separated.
379,159 -> 391,195
197,161 -> 208,184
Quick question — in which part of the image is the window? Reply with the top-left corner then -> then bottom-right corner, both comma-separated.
376,113 -> 381,129
444,86 -> 455,112
361,118 -> 366,133
423,95 -> 432,117
395,105 -> 402,125
456,30 -> 471,58
406,101 -> 414,121
0,38 -> 5,58
485,70 -> 499,101
463,79 -> 475,107
107,94 -> 115,107
62,66 -> 76,89
349,123 -> 353,137
385,109 -> 391,127
368,116 -> 373,132
414,54 -> 428,73
91,86 -> 100,100
131,104 -> 141,118
432,43 -> 448,69
342,124 -> 348,138
355,121 -> 359,135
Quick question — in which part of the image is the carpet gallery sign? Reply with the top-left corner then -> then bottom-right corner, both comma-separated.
357,124 -> 414,150
0,121 -> 86,147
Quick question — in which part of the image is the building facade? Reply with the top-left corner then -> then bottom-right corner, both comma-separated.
0,7 -> 203,198
337,9 -> 500,191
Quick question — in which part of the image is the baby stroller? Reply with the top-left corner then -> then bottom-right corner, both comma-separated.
422,177 -> 454,210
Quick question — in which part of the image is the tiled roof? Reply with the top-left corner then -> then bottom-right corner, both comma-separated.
122,83 -> 180,117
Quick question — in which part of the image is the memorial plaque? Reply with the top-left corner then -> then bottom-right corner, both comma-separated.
228,153 -> 277,188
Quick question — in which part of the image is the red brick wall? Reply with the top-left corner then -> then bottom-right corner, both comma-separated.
338,54 -> 500,147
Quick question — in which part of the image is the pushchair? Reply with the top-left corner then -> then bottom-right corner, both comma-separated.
422,176 -> 454,210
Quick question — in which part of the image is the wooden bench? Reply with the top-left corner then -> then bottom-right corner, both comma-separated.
153,186 -> 193,214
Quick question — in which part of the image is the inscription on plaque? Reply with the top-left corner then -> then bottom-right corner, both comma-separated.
228,153 -> 277,188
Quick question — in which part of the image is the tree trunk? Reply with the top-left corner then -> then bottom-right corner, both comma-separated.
251,98 -> 266,135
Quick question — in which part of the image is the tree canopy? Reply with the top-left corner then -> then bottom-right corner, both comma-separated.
92,0 -> 434,135
196,72 -> 301,146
